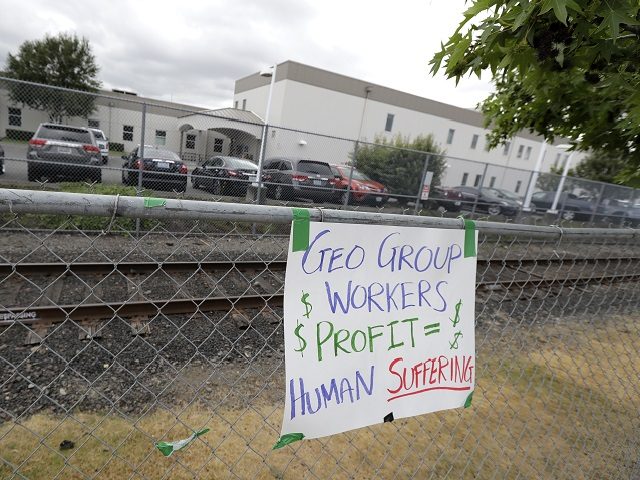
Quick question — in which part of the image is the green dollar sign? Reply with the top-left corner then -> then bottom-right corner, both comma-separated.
294,321 -> 306,357
450,299 -> 463,327
449,331 -> 463,350
301,291 -> 312,319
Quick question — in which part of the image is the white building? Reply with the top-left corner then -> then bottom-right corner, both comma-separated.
233,60 -> 585,193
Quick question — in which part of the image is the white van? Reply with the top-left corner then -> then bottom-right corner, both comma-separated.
89,128 -> 109,164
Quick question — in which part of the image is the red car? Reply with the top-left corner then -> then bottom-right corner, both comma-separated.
330,164 -> 388,206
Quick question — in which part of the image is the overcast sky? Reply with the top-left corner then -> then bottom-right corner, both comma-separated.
0,0 -> 493,110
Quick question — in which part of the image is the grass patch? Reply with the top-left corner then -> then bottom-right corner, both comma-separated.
0,317 -> 638,478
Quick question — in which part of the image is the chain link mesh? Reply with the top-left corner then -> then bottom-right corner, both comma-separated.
0,190 -> 638,479
1,76 -> 639,228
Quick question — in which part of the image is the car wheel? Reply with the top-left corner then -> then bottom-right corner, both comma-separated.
561,210 -> 576,221
488,205 -> 502,216
27,164 -> 39,182
436,205 -> 447,214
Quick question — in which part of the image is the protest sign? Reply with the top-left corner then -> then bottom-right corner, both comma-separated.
279,220 -> 477,441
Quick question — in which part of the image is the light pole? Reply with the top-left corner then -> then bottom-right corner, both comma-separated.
549,145 -> 574,214
255,64 -> 277,204
522,140 -> 547,211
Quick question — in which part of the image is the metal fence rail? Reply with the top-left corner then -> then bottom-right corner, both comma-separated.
0,188 -> 639,479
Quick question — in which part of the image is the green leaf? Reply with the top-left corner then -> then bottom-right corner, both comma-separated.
540,0 -> 568,25
464,391 -> 474,408
273,433 -> 305,450
597,7 -> 640,41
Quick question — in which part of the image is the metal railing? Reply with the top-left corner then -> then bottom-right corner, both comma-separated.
0,188 -> 638,479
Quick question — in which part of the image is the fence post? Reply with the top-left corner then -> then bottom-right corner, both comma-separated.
255,125 -> 269,205
588,183 -> 606,226
343,141 -> 358,207
135,103 -> 147,237
413,154 -> 431,216
471,163 -> 489,216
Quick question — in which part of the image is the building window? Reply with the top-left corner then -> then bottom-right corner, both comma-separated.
234,100 -> 238,109
474,174 -> 482,187
503,142 -> 510,156
8,107 -> 21,127
213,138 -> 223,153
461,172 -> 469,186
88,119 -> 100,128
123,125 -> 134,142
516,145 -> 524,158
446,128 -> 455,145
470,134 -> 479,149
525,146 -> 532,160
515,180 -> 522,193
185,134 -> 196,149
155,130 -> 166,146
385,113 -> 394,132
242,99 -> 247,110
489,176 -> 496,188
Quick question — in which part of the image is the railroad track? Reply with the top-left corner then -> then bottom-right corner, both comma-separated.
1,257 -> 638,340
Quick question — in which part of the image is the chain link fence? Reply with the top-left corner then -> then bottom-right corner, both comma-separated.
1,77 -> 640,228
0,188 -> 638,479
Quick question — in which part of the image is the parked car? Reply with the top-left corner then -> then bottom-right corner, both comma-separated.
530,191 -> 594,221
192,156 -> 257,196
329,164 -> 388,206
595,198 -> 640,225
0,143 -> 4,175
423,186 -> 463,212
89,128 -> 109,164
263,158 -> 336,202
452,186 -> 520,216
482,187 -> 523,206
26,123 -> 102,183
121,145 -> 187,192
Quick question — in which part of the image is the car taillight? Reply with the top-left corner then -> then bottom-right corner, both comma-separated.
228,170 -> 238,176
328,178 -> 339,185
292,174 -> 308,181
83,144 -> 100,153
134,160 -> 142,169
105,142 -> 109,149
179,164 -> 188,174
29,139 -> 46,148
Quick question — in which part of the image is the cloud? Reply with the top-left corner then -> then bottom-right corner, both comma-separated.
0,0 -> 492,110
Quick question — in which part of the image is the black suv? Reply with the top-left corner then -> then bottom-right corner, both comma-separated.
26,123 -> 102,182
263,158 -> 336,202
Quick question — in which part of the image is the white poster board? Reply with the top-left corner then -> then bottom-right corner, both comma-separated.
281,221 -> 477,440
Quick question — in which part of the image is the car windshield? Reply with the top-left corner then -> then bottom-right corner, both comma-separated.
92,130 -> 105,140
297,161 -> 333,176
143,149 -> 180,161
337,166 -> 371,181
480,189 -> 504,200
38,125 -> 92,144
224,157 -> 257,170
491,188 -> 519,201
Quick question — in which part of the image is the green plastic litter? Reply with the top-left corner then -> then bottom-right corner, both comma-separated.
464,391 -> 474,408
273,432 -> 305,450
291,208 -> 310,252
155,428 -> 209,457
463,219 -> 476,258
144,198 -> 166,208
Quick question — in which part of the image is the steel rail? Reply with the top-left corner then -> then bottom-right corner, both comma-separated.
1,271 -> 638,327
0,257 -> 638,277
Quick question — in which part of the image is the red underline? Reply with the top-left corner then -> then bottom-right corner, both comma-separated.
387,385 -> 471,402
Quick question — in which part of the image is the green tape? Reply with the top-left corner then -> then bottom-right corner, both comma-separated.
464,220 -> 476,258
273,432 -> 305,450
155,428 -> 209,457
291,208 -> 310,252
144,198 -> 166,208
464,391 -> 474,408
